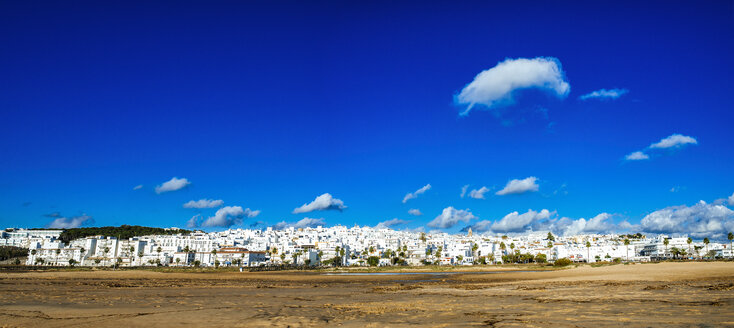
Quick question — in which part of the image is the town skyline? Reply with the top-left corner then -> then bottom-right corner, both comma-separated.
2,1 -> 733,239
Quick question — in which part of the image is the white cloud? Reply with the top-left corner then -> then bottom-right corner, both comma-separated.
403,184 -> 431,203
579,88 -> 628,100
460,185 -> 469,198
133,185 -> 143,190
729,192 -> 734,206
466,220 -> 494,233
376,218 -> 408,229
183,199 -> 224,209
408,208 -> 423,216
649,134 -> 698,149
273,217 -> 325,230
428,206 -> 477,229
469,186 -> 490,199
155,177 -> 191,194
640,200 -> 734,238
293,193 -> 346,214
455,57 -> 570,116
625,151 -> 649,161
201,206 -> 260,228
496,177 -> 539,195
491,209 -> 553,233
46,214 -> 94,229
186,215 -> 201,229
625,134 -> 698,162
556,213 -> 614,236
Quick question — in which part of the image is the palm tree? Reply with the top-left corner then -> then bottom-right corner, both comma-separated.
471,243 -> 479,259
703,238 -> 710,258
175,258 -> 181,266
138,250 -> 144,266
129,246 -> 135,266
663,238 -> 669,260
728,232 -> 734,258
30,249 -> 37,263
624,239 -> 630,261
210,249 -> 217,267
547,232 -> 555,242
499,242 -> 506,254
687,237 -> 692,260
509,243 -> 515,253
55,249 -> 61,266
103,246 -> 110,266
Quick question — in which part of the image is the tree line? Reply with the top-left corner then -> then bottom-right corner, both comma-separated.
0,246 -> 29,261
58,225 -> 191,243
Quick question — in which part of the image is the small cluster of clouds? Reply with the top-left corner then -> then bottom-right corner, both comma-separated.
625,134 -> 698,161
496,177 -> 539,195
579,88 -> 628,100
188,206 -> 260,228
408,208 -> 422,216
183,199 -> 224,209
375,218 -> 408,229
293,193 -> 347,214
469,186 -> 490,199
455,57 -> 570,116
428,206 -> 477,229
45,213 -> 94,229
403,184 -> 431,203
272,217 -> 326,230
155,177 -> 191,194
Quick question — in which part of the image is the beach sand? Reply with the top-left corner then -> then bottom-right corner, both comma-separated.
1,262 -> 733,327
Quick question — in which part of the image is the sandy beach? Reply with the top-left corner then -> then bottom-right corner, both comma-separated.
1,262 -> 733,327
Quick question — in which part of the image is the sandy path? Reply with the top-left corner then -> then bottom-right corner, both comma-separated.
1,262 -> 733,327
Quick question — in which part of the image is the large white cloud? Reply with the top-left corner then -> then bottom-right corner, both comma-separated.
640,201 -> 734,238
201,206 -> 260,228
428,206 -> 477,229
186,215 -> 201,229
491,209 -> 553,233
183,199 -> 224,209
579,88 -> 628,100
293,193 -> 346,214
649,134 -> 698,149
376,218 -> 408,229
46,214 -> 94,229
496,177 -> 539,195
273,217 -> 326,230
729,192 -> 734,206
469,186 -> 490,199
555,213 -> 614,236
625,151 -> 649,161
403,184 -> 431,203
455,57 -> 570,116
465,220 -> 494,233
155,177 -> 191,194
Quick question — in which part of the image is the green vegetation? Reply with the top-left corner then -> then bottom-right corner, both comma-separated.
0,246 -> 29,261
59,225 -> 190,243
366,256 -> 380,266
554,258 -> 572,267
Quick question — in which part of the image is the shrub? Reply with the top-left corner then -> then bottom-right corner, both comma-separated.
366,256 -> 380,266
554,258 -> 572,267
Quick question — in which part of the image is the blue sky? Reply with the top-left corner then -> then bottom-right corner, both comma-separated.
1,1 -> 733,237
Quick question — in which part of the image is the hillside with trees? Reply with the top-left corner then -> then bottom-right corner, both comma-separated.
58,225 -> 191,243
